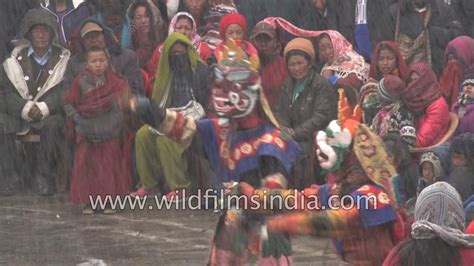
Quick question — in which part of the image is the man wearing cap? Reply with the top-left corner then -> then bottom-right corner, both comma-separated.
251,21 -> 288,106
1,8 -> 71,195
63,18 -> 144,97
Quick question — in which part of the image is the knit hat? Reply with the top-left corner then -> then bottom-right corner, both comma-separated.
219,13 -> 247,38
283,38 -> 315,61
420,151 -> 445,181
378,75 -> 404,103
462,73 -> 474,88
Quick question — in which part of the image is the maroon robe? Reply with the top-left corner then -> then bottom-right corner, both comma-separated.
65,70 -> 133,204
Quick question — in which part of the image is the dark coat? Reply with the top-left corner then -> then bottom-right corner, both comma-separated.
455,0 -> 474,38
1,8 -> 70,134
2,45 -> 70,133
389,0 -> 462,75
299,0 -> 355,44
275,69 -> 337,151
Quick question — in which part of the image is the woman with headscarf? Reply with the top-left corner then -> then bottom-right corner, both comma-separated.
402,63 -> 450,148
383,182 -> 474,266
275,38 -> 337,186
359,41 -> 410,127
132,32 -> 209,199
178,0 -> 210,36
212,13 -> 258,63
369,41 -> 410,82
317,31 -> 369,91
439,36 -> 474,108
127,0 -> 166,68
371,75 -> 416,148
145,12 -> 212,95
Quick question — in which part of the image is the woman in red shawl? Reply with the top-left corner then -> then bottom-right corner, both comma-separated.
402,63 -> 450,148
360,41 -> 410,126
439,36 -> 474,108
369,41 -> 410,82
64,47 -> 134,214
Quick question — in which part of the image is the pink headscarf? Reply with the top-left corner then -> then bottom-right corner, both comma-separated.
444,36 -> 474,76
168,12 -> 202,50
262,17 -> 368,82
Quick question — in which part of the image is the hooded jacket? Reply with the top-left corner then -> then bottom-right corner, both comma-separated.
1,8 -> 70,134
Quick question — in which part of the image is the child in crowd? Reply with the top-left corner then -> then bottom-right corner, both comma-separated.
64,46 -> 134,214
416,151 -> 447,196
453,75 -> 474,135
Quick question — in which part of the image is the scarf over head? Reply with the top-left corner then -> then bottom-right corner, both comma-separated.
219,13 -> 247,39
169,12 -> 202,51
440,36 -> 474,107
444,36 -> 474,76
151,32 -> 200,105
369,41 -> 410,81
402,63 -> 442,114
412,182 -> 474,247
262,17 -> 369,82
127,0 -> 166,45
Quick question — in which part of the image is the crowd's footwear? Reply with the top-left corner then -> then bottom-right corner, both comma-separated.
82,205 -> 96,215
130,186 -> 160,198
164,191 -> 188,203
103,208 -> 117,214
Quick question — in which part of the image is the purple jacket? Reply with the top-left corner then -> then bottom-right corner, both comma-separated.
453,102 -> 474,135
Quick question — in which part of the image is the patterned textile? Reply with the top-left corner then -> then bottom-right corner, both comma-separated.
353,123 -> 401,209
198,119 -> 301,181
261,17 -> 369,82
321,31 -> 369,82
412,182 -> 474,247
371,103 -> 417,147
395,6 -> 432,68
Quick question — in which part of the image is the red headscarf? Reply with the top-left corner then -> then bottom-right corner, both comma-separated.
219,13 -> 247,38
369,41 -> 410,82
440,36 -> 474,108
402,63 -> 442,114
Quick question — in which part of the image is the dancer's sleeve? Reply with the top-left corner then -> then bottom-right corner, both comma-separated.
266,207 -> 361,239
135,96 -> 196,146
